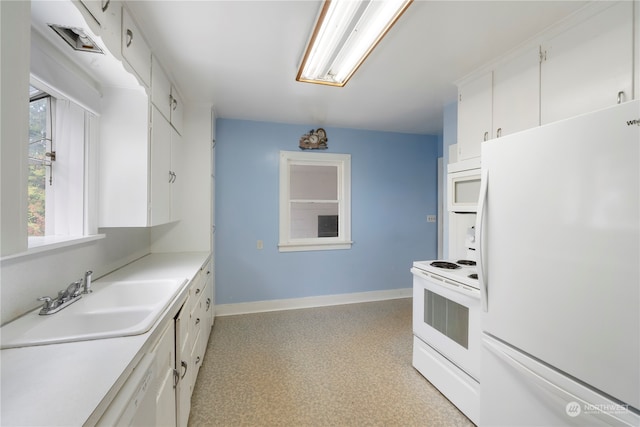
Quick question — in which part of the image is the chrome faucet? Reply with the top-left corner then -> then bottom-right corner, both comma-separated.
37,271 -> 92,315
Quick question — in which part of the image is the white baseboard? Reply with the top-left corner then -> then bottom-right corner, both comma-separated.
215,288 -> 412,317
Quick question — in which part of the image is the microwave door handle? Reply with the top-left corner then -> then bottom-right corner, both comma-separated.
476,169 -> 489,312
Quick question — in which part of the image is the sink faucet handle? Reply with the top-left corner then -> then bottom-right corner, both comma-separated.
62,280 -> 81,302
37,296 -> 53,310
83,270 -> 93,294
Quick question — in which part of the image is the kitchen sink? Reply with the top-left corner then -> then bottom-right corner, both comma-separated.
0,278 -> 187,349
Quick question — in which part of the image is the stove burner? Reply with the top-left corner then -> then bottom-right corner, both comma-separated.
457,259 -> 476,266
430,261 -> 461,270
468,273 -> 478,280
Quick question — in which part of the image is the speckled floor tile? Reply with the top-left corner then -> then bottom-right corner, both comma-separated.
189,298 -> 475,427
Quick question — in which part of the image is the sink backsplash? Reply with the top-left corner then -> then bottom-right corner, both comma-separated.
0,228 -> 150,326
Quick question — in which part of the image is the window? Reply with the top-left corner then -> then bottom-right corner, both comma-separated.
279,151 -> 351,252
27,82 -> 98,248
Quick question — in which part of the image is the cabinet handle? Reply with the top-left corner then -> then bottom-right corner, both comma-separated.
180,360 -> 188,379
101,0 -> 110,12
496,128 -> 502,138
172,97 -> 178,111
483,131 -> 489,142
173,368 -> 180,388
195,288 -> 201,295
126,29 -> 133,48
195,356 -> 201,365
617,91 -> 625,104
195,317 -> 200,325
206,298 -> 211,311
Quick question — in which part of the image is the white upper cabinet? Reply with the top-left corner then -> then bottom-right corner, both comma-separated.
152,56 -> 184,135
150,106 -> 173,226
170,126 -> 183,223
79,0 -> 121,50
98,87 -> 150,227
121,7 -> 151,87
170,87 -> 184,135
457,1 -> 636,161
540,1 -> 634,125
99,89 -> 182,228
152,56 -> 172,121
492,46 -> 540,137
457,72 -> 492,161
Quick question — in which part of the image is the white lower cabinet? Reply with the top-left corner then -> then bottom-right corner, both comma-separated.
174,259 -> 214,427
154,320 -> 177,426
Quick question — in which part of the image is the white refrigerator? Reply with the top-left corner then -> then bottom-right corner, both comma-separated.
476,100 -> 640,426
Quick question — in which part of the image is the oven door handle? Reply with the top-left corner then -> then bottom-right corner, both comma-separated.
476,168 -> 489,312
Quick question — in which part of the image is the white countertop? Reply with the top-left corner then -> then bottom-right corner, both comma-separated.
0,252 -> 210,427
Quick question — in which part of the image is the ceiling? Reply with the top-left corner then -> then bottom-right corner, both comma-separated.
124,1 -> 587,135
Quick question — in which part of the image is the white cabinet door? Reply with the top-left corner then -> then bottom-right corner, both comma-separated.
541,1 -> 634,125
175,299 -> 192,427
98,87 -> 150,227
457,72 -> 492,161
170,87 -> 184,135
150,106 -> 172,226
493,46 -> 540,138
170,126 -> 183,222
152,56 -> 172,122
154,321 -> 176,427
122,7 -> 151,87
79,0 -> 121,51
205,258 -> 214,327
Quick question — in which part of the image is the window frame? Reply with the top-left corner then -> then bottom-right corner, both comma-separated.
278,150 -> 352,252
25,77 -> 100,251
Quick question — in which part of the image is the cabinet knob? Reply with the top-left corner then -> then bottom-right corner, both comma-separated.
125,29 -> 133,48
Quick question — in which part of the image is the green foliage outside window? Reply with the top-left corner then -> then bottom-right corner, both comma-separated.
28,97 -> 48,236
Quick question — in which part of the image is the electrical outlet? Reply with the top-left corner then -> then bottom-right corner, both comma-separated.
427,215 -> 437,223
257,240 -> 264,250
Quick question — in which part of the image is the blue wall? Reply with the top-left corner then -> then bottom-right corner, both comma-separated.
215,119 -> 439,304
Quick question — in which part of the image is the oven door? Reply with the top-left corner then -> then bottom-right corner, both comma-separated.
412,267 -> 481,381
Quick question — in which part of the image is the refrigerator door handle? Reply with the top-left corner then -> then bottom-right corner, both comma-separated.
475,169 -> 489,312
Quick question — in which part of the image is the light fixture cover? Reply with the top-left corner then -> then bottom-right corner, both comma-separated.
297,0 -> 412,87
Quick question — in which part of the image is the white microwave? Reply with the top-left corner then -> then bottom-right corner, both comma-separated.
448,167 -> 481,212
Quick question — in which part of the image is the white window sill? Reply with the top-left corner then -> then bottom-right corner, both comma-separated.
1,235 -> 106,262
278,241 -> 353,252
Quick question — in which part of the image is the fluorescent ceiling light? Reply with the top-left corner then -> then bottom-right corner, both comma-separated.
297,0 -> 413,87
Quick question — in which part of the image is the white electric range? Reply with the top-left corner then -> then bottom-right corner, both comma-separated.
411,258 -> 481,424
